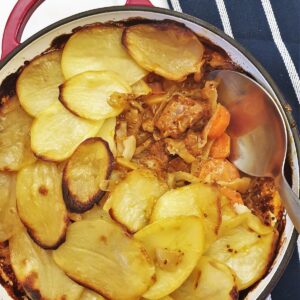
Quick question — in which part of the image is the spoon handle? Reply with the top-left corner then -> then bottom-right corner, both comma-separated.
278,175 -> 300,233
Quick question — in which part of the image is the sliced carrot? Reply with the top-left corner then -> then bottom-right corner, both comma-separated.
219,186 -> 244,205
210,132 -> 231,159
208,104 -> 230,139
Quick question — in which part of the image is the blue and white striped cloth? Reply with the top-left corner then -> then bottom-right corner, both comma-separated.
166,0 -> 300,299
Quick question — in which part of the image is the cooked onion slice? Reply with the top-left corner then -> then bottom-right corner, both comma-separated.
10,230 -> 83,300
151,183 -> 221,248
53,219 -> 155,300
16,161 -> 68,249
0,172 -> 22,242
172,256 -> 238,300
63,138 -> 113,213
16,50 -> 64,117
108,169 -> 168,233
97,117 -> 117,157
0,97 -> 36,171
61,25 -> 147,84
123,22 -> 204,81
135,216 -> 205,299
31,101 -> 103,161
59,71 -> 131,120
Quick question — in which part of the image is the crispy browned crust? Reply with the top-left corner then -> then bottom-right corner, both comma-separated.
62,137 -> 114,213
229,286 -> 239,299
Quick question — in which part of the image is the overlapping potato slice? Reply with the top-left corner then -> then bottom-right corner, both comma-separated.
63,138 -> 113,213
206,215 -> 278,290
151,183 -> 221,247
108,169 -> 168,233
31,101 -> 103,161
10,230 -> 83,300
80,289 -> 105,300
97,117 -> 117,157
172,256 -> 238,300
61,25 -> 147,84
0,172 -> 22,242
123,22 -> 204,81
131,79 -> 152,96
53,219 -> 155,300
16,160 -> 68,249
135,216 -> 205,299
59,71 -> 131,120
0,96 -> 36,171
16,50 -> 64,116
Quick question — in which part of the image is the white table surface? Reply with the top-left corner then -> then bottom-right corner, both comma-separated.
0,0 -> 169,57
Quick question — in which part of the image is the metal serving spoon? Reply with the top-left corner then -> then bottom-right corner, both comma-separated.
208,70 -> 300,232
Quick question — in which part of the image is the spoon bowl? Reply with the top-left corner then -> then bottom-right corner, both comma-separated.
209,70 -> 300,232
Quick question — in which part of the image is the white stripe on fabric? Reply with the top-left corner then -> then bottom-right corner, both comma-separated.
170,0 -> 182,12
261,0 -> 300,103
215,0 -> 234,38
265,295 -> 273,300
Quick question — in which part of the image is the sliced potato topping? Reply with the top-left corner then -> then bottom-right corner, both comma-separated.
0,172 -> 22,242
80,289 -> 106,300
61,25 -> 147,84
108,169 -> 168,233
16,50 -> 64,117
97,117 -> 117,157
131,79 -> 152,97
172,256 -> 238,300
16,161 -> 68,249
63,137 -> 113,213
53,219 -> 155,300
0,97 -> 36,171
123,22 -> 204,81
10,230 -> 83,300
135,216 -> 205,299
151,183 -> 221,248
59,71 -> 131,120
206,215 -> 278,290
31,101 -> 103,161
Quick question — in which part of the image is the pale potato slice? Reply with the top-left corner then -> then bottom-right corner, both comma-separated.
16,50 -> 64,116
16,160 -> 68,249
172,256 -> 238,300
206,220 -> 278,290
53,219 -> 155,300
31,101 -> 103,161
123,22 -> 204,81
80,289 -> 106,300
10,230 -> 83,300
135,216 -> 205,299
63,138 -> 113,213
59,71 -> 131,120
108,169 -> 168,233
131,79 -> 152,96
0,96 -> 36,171
81,205 -> 113,222
61,25 -> 147,84
0,172 -> 22,242
97,117 -> 117,157
151,183 -> 221,247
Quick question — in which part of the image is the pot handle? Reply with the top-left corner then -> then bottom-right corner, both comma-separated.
1,0 -> 153,60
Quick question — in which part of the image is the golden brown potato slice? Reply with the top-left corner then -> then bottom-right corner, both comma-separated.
96,117 -> 117,157
123,22 -> 204,81
151,183 -> 221,248
16,161 -> 68,249
16,50 -> 64,117
131,79 -> 152,96
61,25 -> 147,84
206,216 -> 278,290
53,219 -> 155,300
108,169 -> 168,233
0,96 -> 36,171
31,101 -> 103,161
63,138 -> 113,213
172,256 -> 238,300
10,230 -> 83,300
0,172 -> 22,242
59,71 -> 131,120
135,216 -> 205,299
80,289 -> 106,300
